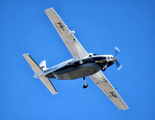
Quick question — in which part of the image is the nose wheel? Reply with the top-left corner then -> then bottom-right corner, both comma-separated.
83,77 -> 88,88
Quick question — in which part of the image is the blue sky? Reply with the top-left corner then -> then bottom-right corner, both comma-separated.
0,0 -> 155,120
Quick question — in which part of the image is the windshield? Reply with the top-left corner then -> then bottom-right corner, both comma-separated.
93,53 -> 98,56
108,56 -> 114,60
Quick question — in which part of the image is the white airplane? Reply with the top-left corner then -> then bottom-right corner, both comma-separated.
23,8 -> 128,110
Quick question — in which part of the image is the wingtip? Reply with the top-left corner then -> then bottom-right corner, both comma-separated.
53,92 -> 58,95
119,106 -> 129,111
44,7 -> 54,12
51,91 -> 58,95
23,53 -> 29,57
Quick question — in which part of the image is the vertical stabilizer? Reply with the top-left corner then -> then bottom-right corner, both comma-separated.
39,60 -> 47,71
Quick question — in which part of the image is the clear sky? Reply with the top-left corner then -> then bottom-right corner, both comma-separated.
0,0 -> 155,120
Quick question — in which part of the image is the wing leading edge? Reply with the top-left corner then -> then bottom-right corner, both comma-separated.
45,8 -> 88,60
89,71 -> 129,110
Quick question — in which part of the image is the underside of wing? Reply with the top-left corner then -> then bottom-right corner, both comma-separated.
89,71 -> 129,110
45,8 -> 88,60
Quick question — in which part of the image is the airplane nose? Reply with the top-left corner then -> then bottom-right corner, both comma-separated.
113,57 -> 117,62
95,59 -> 107,64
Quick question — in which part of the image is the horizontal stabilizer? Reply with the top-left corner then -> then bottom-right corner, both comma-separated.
23,54 -> 42,74
23,54 -> 58,95
39,76 -> 58,95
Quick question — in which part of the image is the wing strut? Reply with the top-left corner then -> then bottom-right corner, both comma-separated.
71,39 -> 83,64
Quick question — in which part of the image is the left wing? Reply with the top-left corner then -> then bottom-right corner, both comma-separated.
89,71 -> 129,110
45,8 -> 88,60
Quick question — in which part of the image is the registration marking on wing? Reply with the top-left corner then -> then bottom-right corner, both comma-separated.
110,91 -> 117,98
57,22 -> 65,31
54,23 -> 62,34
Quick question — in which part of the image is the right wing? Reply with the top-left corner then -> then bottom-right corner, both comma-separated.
45,8 -> 88,60
89,71 -> 129,110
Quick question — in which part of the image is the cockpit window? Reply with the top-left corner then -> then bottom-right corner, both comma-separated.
93,53 -> 98,56
108,56 -> 113,59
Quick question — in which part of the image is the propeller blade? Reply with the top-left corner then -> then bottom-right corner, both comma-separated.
114,47 -> 120,57
116,60 -> 122,70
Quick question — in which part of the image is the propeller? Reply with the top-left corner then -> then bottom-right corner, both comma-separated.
116,60 -> 122,70
114,47 -> 120,57
95,47 -> 122,70
114,47 -> 122,70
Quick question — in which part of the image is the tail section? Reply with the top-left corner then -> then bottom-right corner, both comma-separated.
23,54 -> 58,95
39,60 -> 47,71
23,54 -> 42,74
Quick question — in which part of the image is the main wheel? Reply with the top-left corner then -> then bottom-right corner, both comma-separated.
83,84 -> 88,88
67,62 -> 71,66
102,67 -> 106,71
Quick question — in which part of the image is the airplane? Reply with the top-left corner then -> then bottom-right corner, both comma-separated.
23,8 -> 128,110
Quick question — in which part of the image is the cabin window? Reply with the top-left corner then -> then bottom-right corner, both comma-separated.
89,55 -> 92,57
89,53 -> 98,57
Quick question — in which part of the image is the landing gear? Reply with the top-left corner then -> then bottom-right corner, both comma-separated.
102,65 -> 107,71
102,67 -> 106,71
83,77 -> 88,88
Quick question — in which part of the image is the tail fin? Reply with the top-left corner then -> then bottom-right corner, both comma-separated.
39,60 -> 47,71
23,54 -> 58,95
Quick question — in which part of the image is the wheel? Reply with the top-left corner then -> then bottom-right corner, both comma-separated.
102,66 -> 106,71
67,62 -> 71,66
83,84 -> 88,88
102,68 -> 106,71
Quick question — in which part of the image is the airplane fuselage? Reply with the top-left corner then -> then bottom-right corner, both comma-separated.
41,55 -> 115,80
23,8 -> 128,110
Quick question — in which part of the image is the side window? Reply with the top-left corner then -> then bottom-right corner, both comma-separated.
89,55 -> 92,57
89,53 -> 98,57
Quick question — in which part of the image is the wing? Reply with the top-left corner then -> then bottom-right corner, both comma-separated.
45,8 -> 88,60
89,71 -> 129,110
